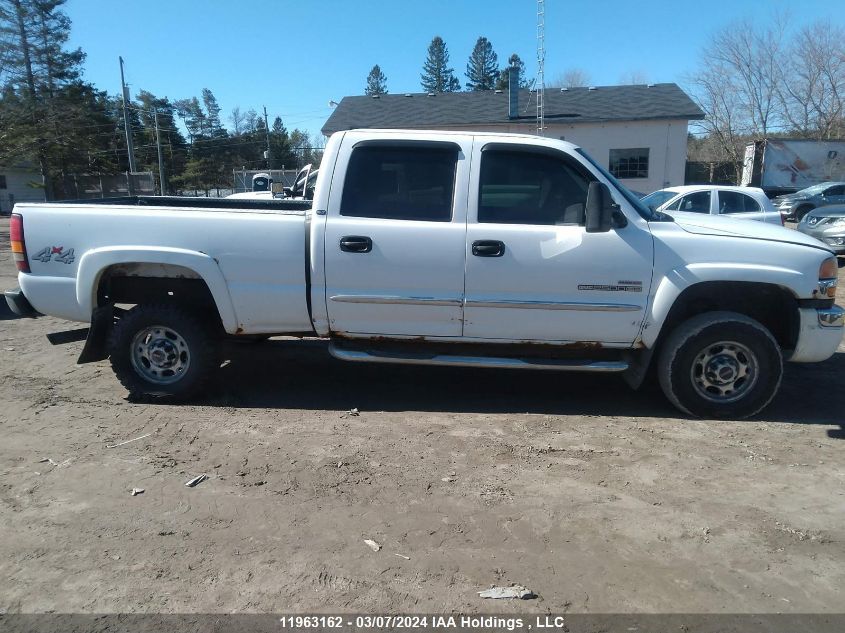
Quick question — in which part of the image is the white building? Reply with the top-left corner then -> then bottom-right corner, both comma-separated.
322,83 -> 704,195
0,164 -> 45,214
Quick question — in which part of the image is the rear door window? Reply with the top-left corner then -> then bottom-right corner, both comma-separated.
341,144 -> 458,221
719,191 -> 761,213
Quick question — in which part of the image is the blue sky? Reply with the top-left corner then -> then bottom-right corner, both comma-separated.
66,0 -> 842,139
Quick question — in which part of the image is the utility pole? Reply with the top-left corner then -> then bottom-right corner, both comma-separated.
263,105 -> 271,170
154,109 -> 166,195
119,57 -> 138,178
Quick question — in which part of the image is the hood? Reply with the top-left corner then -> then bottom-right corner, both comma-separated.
806,204 -> 845,218
665,211 -> 831,251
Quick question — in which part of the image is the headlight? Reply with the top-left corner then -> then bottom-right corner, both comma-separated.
819,257 -> 838,298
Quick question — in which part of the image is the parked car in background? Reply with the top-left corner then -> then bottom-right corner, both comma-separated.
641,185 -> 781,225
226,190 -> 278,200
772,182 -> 845,222
797,205 -> 845,254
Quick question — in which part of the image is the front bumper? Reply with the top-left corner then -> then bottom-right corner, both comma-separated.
4,286 -> 40,318
788,305 -> 844,362
796,224 -> 845,253
777,202 -> 799,218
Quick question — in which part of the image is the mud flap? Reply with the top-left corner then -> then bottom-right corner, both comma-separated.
77,305 -> 114,364
622,347 -> 655,390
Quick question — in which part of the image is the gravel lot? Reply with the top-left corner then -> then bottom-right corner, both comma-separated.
0,216 -> 843,615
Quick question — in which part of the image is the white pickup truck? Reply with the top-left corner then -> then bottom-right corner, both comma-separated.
5,129 -> 843,418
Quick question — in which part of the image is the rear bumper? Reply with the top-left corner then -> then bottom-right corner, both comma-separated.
788,305 -> 844,362
4,286 -> 40,318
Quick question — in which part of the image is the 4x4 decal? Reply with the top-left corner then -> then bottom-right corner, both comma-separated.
32,246 -> 75,264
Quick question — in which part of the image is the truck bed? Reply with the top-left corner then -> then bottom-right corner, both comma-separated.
13,199 -> 313,334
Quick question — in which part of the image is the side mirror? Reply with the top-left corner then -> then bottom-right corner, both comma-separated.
585,181 -> 617,233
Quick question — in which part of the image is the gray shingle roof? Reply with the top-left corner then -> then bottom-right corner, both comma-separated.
322,83 -> 704,135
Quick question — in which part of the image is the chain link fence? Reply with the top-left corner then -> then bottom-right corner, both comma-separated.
58,172 -> 156,199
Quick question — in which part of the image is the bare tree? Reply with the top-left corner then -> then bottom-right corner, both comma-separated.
229,106 -> 244,136
689,14 -> 793,183
688,60 -> 748,183
619,69 -> 650,85
779,20 -> 845,139
243,108 -> 258,133
708,16 -> 787,138
550,68 -> 591,88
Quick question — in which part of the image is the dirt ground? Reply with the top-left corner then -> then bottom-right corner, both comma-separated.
0,215 -> 843,615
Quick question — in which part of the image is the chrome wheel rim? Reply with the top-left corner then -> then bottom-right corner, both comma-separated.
130,325 -> 191,384
691,340 -> 758,403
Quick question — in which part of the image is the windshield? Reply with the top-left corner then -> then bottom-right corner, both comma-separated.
796,183 -> 831,196
641,190 -> 678,211
575,148 -> 656,220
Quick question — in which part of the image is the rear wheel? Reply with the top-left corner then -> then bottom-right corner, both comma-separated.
108,303 -> 218,401
657,311 -> 782,419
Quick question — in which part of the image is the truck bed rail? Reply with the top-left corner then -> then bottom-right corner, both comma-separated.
54,196 -> 312,212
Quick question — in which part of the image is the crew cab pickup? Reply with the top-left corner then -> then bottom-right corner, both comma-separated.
6,130 -> 844,418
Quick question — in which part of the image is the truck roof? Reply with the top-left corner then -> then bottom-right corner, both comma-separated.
342,128 -> 581,152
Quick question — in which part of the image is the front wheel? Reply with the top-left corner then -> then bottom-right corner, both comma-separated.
657,311 -> 782,419
108,303 -> 219,401
795,205 -> 814,222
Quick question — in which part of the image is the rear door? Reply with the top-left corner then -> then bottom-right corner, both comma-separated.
323,134 -> 470,337
717,190 -> 775,223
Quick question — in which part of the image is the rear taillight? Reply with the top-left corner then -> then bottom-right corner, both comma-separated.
10,213 -> 30,273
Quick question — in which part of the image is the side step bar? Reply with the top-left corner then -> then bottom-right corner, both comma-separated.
328,344 -> 628,373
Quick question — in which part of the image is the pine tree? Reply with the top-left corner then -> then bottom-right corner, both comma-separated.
201,87 -> 225,137
495,53 -> 528,91
135,90 -> 188,189
420,36 -> 460,93
174,97 -> 206,140
0,0 -> 109,198
269,115 -> 297,167
365,64 -> 387,96
465,36 -> 499,91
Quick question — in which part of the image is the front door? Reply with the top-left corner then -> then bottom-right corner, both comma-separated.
323,136 -> 470,337
463,142 -> 654,344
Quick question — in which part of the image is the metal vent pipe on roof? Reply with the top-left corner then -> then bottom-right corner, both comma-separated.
508,66 -> 518,120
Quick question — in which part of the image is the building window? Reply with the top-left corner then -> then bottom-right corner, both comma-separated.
0,175 -> 6,189
609,148 -> 649,179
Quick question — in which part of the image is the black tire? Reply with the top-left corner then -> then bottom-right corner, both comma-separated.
657,311 -> 782,419
795,205 -> 814,222
108,303 -> 219,402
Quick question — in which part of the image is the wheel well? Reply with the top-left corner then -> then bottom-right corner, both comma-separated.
659,281 -> 799,352
96,263 -> 223,329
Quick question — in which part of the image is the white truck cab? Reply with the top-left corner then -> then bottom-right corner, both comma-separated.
6,129 -> 843,419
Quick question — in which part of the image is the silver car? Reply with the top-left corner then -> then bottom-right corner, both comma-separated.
641,185 -> 782,225
797,204 -> 845,254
